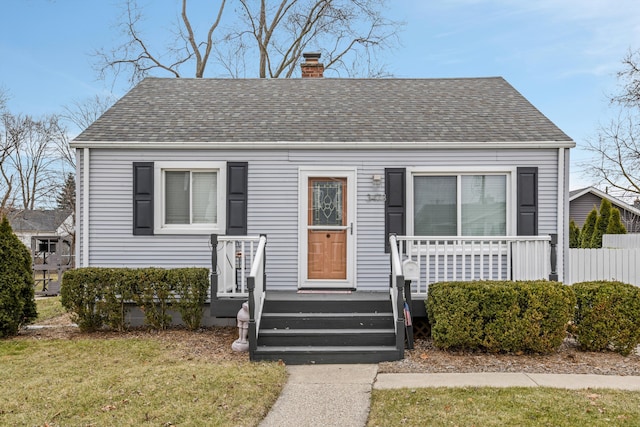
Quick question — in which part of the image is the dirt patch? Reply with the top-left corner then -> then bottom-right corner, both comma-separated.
19,315 -> 640,374
380,338 -> 640,375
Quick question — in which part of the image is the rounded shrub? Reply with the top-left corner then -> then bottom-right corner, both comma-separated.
572,281 -> 640,356
0,216 -> 37,337
427,280 -> 575,353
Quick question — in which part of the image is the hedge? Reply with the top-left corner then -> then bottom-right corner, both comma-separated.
61,267 -> 209,332
572,281 -> 640,356
426,281 -> 575,353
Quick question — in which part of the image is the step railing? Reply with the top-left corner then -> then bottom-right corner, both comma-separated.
396,235 -> 554,297
389,234 -> 406,359
211,235 -> 262,298
247,234 -> 267,356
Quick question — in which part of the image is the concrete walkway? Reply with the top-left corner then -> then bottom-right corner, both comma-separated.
260,365 -> 640,427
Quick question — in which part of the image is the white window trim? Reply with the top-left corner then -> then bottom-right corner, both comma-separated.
154,161 -> 226,235
407,166 -> 517,237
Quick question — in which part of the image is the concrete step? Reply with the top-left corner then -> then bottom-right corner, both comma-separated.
252,345 -> 401,364
258,328 -> 396,346
260,312 -> 394,329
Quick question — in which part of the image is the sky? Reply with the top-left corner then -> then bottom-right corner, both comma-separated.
1,0 -> 640,191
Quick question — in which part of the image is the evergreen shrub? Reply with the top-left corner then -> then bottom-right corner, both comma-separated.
426,280 -> 575,353
572,281 -> 640,356
0,216 -> 37,337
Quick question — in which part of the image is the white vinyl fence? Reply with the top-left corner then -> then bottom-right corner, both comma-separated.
603,234 -> 640,249
568,248 -> 640,286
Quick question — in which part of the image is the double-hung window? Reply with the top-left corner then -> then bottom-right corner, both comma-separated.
412,173 -> 509,236
155,162 -> 225,234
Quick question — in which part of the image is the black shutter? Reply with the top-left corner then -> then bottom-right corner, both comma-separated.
226,162 -> 248,235
133,162 -> 154,235
517,167 -> 538,235
385,168 -> 406,252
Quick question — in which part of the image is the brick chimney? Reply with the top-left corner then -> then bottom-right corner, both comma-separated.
301,52 -> 324,78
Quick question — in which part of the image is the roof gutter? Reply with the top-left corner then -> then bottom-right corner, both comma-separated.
70,140 -> 576,150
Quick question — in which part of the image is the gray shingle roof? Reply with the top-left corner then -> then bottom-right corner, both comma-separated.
74,77 -> 572,143
7,209 -> 72,233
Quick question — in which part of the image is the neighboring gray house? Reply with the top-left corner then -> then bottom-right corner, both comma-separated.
569,186 -> 640,233
71,55 -> 575,363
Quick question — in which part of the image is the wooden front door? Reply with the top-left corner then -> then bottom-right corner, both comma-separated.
307,177 -> 348,280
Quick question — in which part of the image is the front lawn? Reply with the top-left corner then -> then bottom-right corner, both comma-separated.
0,337 -> 286,426
368,387 -> 640,426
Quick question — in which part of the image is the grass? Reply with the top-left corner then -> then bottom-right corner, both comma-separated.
368,387 -> 640,426
35,296 -> 66,322
0,338 -> 287,426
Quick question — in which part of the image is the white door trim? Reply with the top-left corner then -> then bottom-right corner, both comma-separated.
298,167 -> 357,289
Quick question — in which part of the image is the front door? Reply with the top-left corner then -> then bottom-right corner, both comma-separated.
299,169 -> 356,288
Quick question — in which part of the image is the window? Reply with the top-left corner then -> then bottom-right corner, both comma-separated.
413,173 -> 507,236
155,162 -> 225,234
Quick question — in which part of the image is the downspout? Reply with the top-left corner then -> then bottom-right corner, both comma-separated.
82,147 -> 90,267
556,147 -> 565,282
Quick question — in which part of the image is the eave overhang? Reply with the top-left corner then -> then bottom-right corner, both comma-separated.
70,140 -> 576,150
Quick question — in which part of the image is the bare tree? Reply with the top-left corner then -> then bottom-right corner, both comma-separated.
95,0 -> 227,85
57,94 -> 116,169
1,113 -> 62,210
612,48 -> 640,109
585,49 -> 640,199
95,0 -> 401,84
1,90 -> 17,213
230,0 -> 400,78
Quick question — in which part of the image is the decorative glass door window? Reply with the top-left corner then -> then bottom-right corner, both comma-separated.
312,180 -> 344,226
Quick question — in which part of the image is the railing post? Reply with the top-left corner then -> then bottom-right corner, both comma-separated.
403,279 -> 414,350
247,276 -> 257,356
396,275 -> 405,359
261,234 -> 267,291
549,234 -> 558,281
210,234 -> 219,315
389,233 -> 396,289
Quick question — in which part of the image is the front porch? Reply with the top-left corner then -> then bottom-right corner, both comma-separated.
209,234 -> 558,363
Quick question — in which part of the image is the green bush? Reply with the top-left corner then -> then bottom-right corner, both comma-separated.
0,216 -> 37,337
168,268 -> 209,330
61,267 -> 210,332
61,268 -> 107,331
132,268 -> 173,330
572,281 -> 640,356
426,281 -> 575,353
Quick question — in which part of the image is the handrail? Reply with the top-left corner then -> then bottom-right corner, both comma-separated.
247,234 -> 267,358
389,234 -> 406,359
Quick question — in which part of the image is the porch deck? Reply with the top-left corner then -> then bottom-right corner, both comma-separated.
210,234 -> 557,363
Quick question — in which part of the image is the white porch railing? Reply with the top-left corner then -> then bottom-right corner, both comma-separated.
396,236 -> 553,297
247,235 -> 267,355
388,234 -> 406,358
212,235 -> 262,297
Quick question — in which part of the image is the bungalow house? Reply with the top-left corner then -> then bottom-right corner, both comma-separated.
71,54 -> 574,363
569,186 -> 640,233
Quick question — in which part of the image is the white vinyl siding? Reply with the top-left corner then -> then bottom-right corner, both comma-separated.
79,147 -> 561,290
